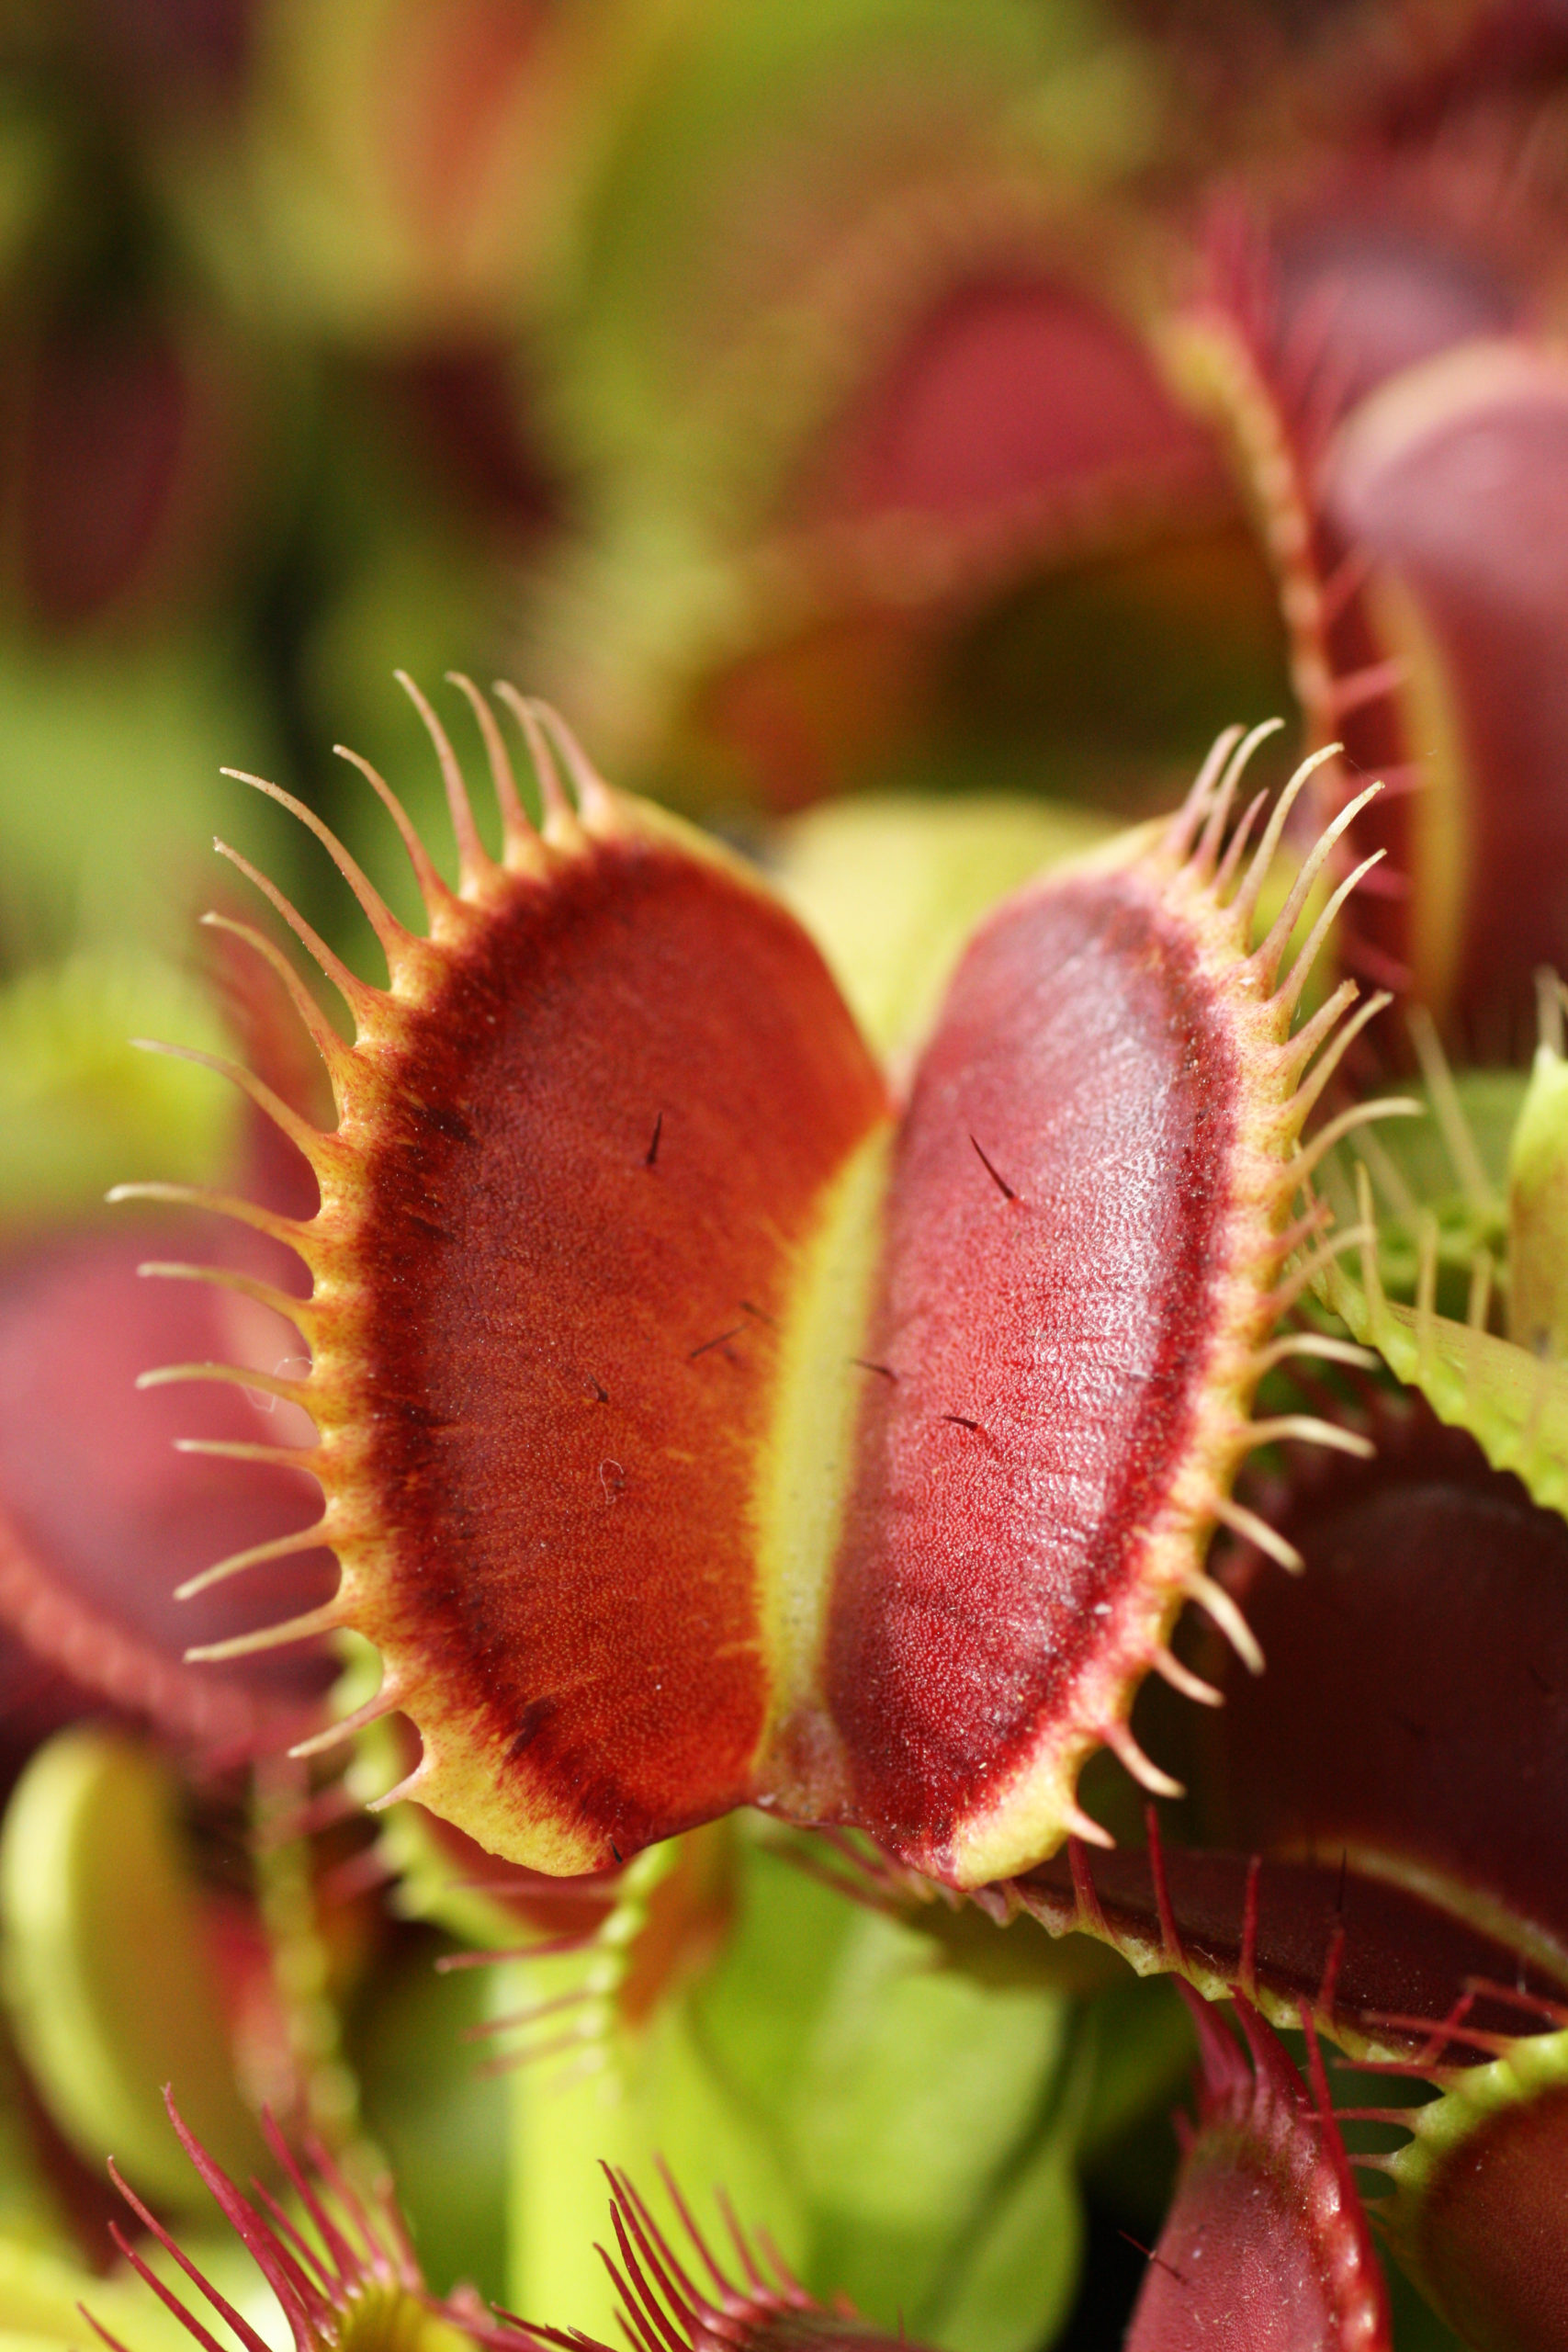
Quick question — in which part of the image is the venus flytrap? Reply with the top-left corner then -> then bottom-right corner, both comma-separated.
1124,1992 -> 1391,2352
1012,1377 -> 1568,2347
84,669 -> 1568,2345
83,679 -> 1400,2340
126,687 -> 1404,1894
5,14 -> 1568,2349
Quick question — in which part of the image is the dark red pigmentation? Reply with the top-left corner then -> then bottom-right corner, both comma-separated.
1126,1990 -> 1390,2351
350,823 -> 886,1860
829,872 -> 1240,1869
0,1218 -> 335,1754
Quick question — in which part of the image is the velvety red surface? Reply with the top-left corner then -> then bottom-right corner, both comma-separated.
1419,2085 -> 1568,2352
1130,2143 -> 1350,2350
1195,1412 -> 1568,1962
355,831 -> 885,1861
1127,2000 -> 1387,2352
1324,360 -> 1568,1057
827,871 -> 1238,1871
1017,1845 -> 1568,2050
0,1218 -> 336,1750
812,277 -> 1219,526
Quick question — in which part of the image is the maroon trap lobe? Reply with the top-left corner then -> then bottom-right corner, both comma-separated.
1015,1838 -> 1567,2057
1126,1990 -> 1390,2352
137,685 -> 1388,1886
1320,340 -> 1568,1057
1191,1403 -> 1568,1978
828,867 -> 1238,1872
807,276 -> 1220,530
1409,2086 -> 1568,2352
0,1220 -> 335,1750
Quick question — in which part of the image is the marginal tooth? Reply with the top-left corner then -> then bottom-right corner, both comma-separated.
1351,1165 -> 1388,1319
1354,1118 -> 1421,1221
221,766 -> 416,965
1284,1096 -> 1424,1188
472,2029 -> 598,2079
175,1521 -> 333,1601
207,851 -> 383,1033
524,700 -> 618,831
1253,779 -> 1383,989
136,1259 -> 317,1340
199,909 -> 355,1096
130,1038 -> 333,1171
1319,543 -> 1372,627
463,1988 -> 597,2041
1164,722 -> 1248,864
172,1438 -> 319,1469
1467,1248 -> 1495,1334
1193,721 -> 1281,876
396,669 -> 496,895
1270,1197 -> 1335,1261
1100,1719 -> 1185,1800
333,743 -> 455,926
365,1761 -> 427,1813
1213,787 -> 1268,894
1318,1149 -> 1361,1237
136,1360 -> 311,1407
1246,1414 -> 1375,1459
1213,1494 -> 1306,1575
446,670 -> 547,872
1345,934 -> 1413,995
1407,1004 -> 1495,1214
185,1600 -> 344,1662
289,1688 -> 401,1760
1271,848 -> 1387,1021
1286,989 -> 1390,1123
1326,654 -> 1406,719
1145,1807 -> 1186,1968
1267,1217 -> 1375,1317
1062,1803 -> 1115,1851
1182,1569 -> 1266,1675
1250,1330 -> 1377,1375
1152,1645 -> 1224,1708
1066,1834 -> 1112,1934
107,1181 -> 314,1257
492,682 -> 580,837
1229,741 -> 1344,931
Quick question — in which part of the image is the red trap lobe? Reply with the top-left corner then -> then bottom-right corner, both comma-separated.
141,691 -> 1397,1887
830,867 -> 1244,1870
1126,1990 -> 1390,2352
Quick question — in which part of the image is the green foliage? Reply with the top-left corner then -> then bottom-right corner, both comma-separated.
0,636 -> 285,966
549,0 -> 1142,484
0,1728 -> 265,2210
0,953 -> 236,1235
774,792 -> 1115,1057
349,1934 -> 512,2304
1507,1008 -> 1568,1359
508,1832 -> 1082,2352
